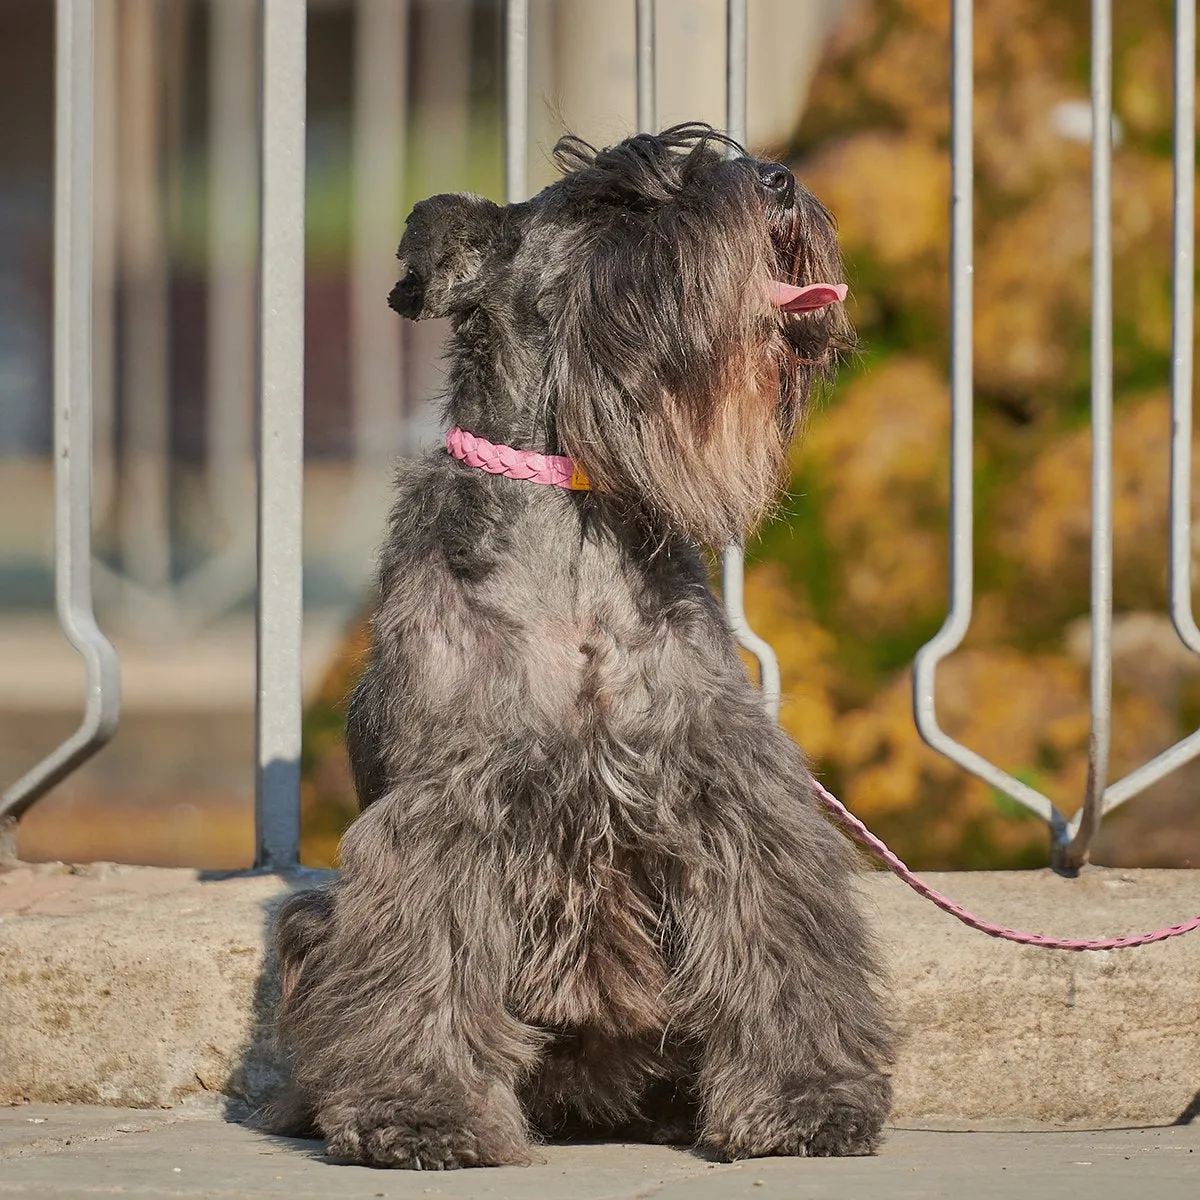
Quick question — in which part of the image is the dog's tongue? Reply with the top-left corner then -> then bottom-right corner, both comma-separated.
769,281 -> 849,312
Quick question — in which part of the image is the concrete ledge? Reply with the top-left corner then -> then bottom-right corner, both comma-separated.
1,862 -> 1197,1124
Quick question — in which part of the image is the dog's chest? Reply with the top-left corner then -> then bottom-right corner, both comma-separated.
506,846 -> 671,1038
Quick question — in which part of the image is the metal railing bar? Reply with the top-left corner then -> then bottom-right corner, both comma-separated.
1101,725 -> 1200,814
1,0 -> 121,824
505,0 -> 528,204
350,0 -> 406,465
1169,0 -> 1200,655
935,745 -> 1061,829
90,0 -> 260,638
1061,0 -> 1114,873
118,0 -> 173,597
92,0 -> 117,525
327,0 -> 409,574
1094,0 -> 1200,819
207,0 -> 258,537
720,0 -> 781,719
254,0 -> 307,870
725,0 -> 747,149
67,1 -> 260,642
722,545 -> 783,720
911,0 -> 1066,838
417,0 -> 471,196
636,0 -> 656,134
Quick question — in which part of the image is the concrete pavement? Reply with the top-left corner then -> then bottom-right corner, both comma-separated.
1,1104 -> 1197,1199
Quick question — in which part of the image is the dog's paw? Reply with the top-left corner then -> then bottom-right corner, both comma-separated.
703,1072 -> 890,1160
326,1120 -> 481,1169
319,1101 -> 530,1170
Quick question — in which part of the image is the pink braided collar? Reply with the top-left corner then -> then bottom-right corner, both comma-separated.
446,427 -> 590,491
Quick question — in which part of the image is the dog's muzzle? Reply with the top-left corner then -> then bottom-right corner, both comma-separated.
758,161 -> 797,208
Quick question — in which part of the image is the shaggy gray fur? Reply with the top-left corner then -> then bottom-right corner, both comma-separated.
265,125 -> 894,1169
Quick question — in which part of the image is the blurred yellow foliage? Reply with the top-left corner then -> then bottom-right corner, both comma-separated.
807,136 -> 949,272
301,0 -> 1199,871
300,613 -> 369,867
995,394 -> 1183,629
801,357 -> 949,634
743,559 -> 1178,868
748,0 -> 1196,867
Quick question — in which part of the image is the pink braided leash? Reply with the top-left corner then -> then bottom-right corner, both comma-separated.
445,425 -> 1197,950
446,427 -> 589,491
811,779 -> 1200,950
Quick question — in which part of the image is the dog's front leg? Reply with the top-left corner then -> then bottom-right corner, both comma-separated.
270,802 -> 542,1170
316,1074 -> 532,1171
669,716 -> 894,1160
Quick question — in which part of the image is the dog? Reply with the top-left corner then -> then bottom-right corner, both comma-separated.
265,124 -> 894,1169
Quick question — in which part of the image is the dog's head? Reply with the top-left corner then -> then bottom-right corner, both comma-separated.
390,123 -> 851,545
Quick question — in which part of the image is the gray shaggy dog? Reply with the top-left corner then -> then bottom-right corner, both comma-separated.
265,124 -> 894,1169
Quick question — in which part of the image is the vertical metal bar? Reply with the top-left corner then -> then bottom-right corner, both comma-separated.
2,0 -> 121,823
326,0 -> 407,573
415,0 -> 469,196
913,0 -> 977,775
636,0 -> 656,133
913,0 -> 1060,830
1090,0 -> 1200,816
941,0 -> 974,666
725,0 -> 747,148
255,0 -> 306,870
92,0 -> 117,524
505,0 -> 529,203
1061,0 -> 1113,873
1169,0 -> 1200,654
118,0 -> 172,594
350,0 -> 406,461
136,0 -> 260,642
722,545 -> 782,718
207,0 -> 258,536
719,0 -> 780,718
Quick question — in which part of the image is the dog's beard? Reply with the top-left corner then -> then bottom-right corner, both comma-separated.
550,153 -> 850,548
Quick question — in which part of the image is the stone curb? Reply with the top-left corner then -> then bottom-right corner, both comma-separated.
1,863 -> 1197,1123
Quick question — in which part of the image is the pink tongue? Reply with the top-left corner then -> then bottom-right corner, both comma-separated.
768,281 -> 849,312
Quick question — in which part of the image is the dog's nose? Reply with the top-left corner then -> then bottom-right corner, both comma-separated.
758,162 -> 796,206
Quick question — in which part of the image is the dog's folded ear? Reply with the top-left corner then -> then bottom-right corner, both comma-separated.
388,193 -> 503,321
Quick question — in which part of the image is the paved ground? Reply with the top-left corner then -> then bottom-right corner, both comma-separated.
1,1104 -> 1197,1199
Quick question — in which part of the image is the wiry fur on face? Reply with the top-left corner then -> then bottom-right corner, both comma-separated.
265,126 -> 892,1172
388,124 -> 851,546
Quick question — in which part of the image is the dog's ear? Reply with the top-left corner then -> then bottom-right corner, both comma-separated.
388,193 -> 503,321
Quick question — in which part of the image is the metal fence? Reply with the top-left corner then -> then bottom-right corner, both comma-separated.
914,0 -> 1197,875
2,0 -> 1196,876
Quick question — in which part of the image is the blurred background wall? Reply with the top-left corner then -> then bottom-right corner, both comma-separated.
0,0 -> 843,867
1,0 -> 1197,871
